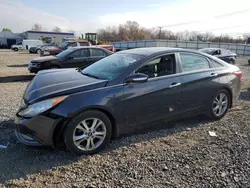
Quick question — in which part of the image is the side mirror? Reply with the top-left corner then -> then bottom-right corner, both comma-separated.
125,73 -> 148,83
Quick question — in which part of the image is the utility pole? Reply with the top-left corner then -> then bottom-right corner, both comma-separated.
158,27 -> 162,39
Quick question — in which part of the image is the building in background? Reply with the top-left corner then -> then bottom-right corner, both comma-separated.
0,31 -> 23,48
21,31 -> 75,44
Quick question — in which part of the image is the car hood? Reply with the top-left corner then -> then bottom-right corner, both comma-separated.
24,68 -> 108,104
31,56 -> 58,63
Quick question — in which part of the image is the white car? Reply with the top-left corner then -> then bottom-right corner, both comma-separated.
11,42 -> 23,51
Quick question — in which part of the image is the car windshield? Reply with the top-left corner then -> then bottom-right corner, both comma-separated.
56,48 -> 75,58
81,53 -> 143,80
58,41 -> 69,49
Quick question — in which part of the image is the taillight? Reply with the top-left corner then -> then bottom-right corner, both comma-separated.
233,71 -> 242,79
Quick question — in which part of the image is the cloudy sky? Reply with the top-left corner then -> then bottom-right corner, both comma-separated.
1,0 -> 250,36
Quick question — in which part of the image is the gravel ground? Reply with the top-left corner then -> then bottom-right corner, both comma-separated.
1,50 -> 250,187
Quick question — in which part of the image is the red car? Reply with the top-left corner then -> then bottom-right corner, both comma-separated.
41,41 -> 115,56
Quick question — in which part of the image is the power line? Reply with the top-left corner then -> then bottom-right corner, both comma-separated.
155,9 -> 250,29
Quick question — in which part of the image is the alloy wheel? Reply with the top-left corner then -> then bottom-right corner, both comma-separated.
212,93 -> 228,117
73,118 -> 107,151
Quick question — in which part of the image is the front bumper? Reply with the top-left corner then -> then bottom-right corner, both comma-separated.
28,62 -> 41,73
14,115 -> 62,147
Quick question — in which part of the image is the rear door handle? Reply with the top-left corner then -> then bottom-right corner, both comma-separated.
210,73 -> 218,77
169,83 -> 181,88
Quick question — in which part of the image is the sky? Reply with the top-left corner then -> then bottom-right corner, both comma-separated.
1,0 -> 250,37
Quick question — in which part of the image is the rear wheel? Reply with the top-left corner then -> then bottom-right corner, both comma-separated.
36,49 -> 41,54
229,59 -> 235,65
207,90 -> 230,120
63,110 -> 112,155
13,48 -> 18,51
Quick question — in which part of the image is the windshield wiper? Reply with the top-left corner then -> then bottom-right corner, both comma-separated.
81,72 -> 100,79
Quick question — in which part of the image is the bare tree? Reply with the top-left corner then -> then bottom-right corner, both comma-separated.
32,23 -> 42,31
97,20 -> 246,43
52,27 -> 62,32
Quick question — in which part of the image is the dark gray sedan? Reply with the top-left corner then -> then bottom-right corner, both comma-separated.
199,48 -> 237,64
28,46 -> 113,73
15,47 -> 241,155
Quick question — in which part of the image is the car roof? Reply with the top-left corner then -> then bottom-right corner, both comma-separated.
72,46 -> 107,49
200,48 -> 230,51
117,47 -> 199,56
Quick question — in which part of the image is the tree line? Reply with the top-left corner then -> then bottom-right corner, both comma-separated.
1,24 -> 65,33
97,21 -> 246,43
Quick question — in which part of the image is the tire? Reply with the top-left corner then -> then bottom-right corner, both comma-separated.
248,59 -> 250,65
14,48 -> 18,51
207,89 -> 230,120
63,110 -> 112,155
36,49 -> 41,54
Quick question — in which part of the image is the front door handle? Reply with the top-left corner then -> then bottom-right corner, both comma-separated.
210,73 -> 218,77
169,82 -> 181,88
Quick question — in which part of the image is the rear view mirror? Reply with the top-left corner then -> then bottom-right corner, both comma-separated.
125,73 -> 148,83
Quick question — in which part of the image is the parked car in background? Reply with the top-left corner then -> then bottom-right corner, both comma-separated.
199,48 -> 237,64
16,47 -> 241,155
29,43 -> 57,54
28,46 -> 113,73
40,40 -> 91,56
11,41 -> 23,51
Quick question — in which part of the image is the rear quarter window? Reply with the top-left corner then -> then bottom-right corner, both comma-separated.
209,59 -> 224,68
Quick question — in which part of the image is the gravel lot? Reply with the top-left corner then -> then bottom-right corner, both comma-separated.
1,50 -> 250,187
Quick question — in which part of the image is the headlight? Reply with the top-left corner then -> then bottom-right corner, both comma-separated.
18,96 -> 68,118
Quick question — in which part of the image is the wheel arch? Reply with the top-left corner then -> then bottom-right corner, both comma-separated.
52,106 -> 118,148
223,87 -> 233,108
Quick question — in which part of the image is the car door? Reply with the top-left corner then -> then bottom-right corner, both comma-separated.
122,53 -> 183,131
90,49 -> 108,63
178,52 -> 220,114
63,49 -> 90,68
217,49 -> 229,62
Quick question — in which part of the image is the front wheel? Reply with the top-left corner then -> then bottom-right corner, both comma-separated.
63,110 -> 112,155
207,90 -> 230,120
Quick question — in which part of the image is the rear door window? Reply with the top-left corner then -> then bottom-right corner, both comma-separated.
179,53 -> 210,73
91,49 -> 106,57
